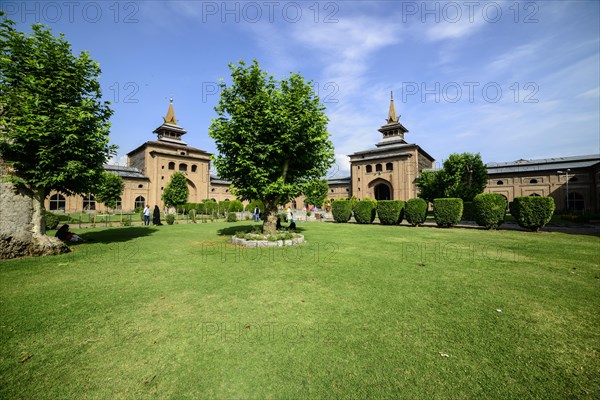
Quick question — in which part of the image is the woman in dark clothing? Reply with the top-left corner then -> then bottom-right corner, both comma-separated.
153,206 -> 163,225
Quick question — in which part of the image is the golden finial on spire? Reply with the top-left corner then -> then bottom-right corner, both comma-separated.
163,97 -> 177,125
387,91 -> 399,124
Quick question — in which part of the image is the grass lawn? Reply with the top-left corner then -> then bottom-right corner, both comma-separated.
1,222 -> 599,399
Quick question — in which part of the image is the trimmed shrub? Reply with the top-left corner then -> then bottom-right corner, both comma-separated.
166,214 -> 175,225
405,198 -> 428,226
462,202 -> 475,221
228,200 -> 244,212
433,198 -> 463,228
332,200 -> 352,223
473,193 -> 507,229
511,196 -> 555,232
189,209 -> 197,223
376,200 -> 405,225
121,217 -> 131,226
227,212 -> 238,222
44,211 -> 60,230
353,200 -> 376,224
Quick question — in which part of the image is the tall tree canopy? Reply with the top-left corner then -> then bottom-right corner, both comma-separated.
162,172 -> 189,208
416,153 -> 487,202
303,179 -> 329,208
209,60 -> 334,233
95,172 -> 124,210
0,15 -> 114,257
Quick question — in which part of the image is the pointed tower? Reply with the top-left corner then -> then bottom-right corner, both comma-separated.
378,91 -> 408,144
153,98 -> 188,144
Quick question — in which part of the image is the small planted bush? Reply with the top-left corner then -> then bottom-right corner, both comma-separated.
227,212 -> 238,222
332,200 -> 352,223
405,198 -> 428,226
166,214 -> 175,225
473,193 -> 507,229
353,199 -> 376,224
121,217 -> 131,226
376,200 -> 405,225
511,196 -> 555,232
433,198 -> 463,228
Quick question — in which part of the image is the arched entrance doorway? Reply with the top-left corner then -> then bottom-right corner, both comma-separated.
374,183 -> 391,200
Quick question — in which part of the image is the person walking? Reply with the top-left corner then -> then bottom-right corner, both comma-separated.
143,205 -> 151,226
253,205 -> 260,222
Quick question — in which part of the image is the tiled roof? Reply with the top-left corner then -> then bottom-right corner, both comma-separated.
327,177 -> 351,185
210,175 -> 232,185
104,164 -> 148,179
487,154 -> 600,174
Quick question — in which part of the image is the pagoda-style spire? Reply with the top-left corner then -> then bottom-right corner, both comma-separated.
387,91 -> 399,124
163,97 -> 177,125
153,97 -> 187,143
377,91 -> 408,145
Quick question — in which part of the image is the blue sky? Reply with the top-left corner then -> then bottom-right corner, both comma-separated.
4,0 -> 599,177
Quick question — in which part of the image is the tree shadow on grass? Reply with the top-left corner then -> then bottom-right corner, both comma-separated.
216,224 -> 306,236
73,227 -> 159,244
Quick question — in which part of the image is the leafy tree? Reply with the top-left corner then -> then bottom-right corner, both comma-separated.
416,153 -> 487,202
0,15 -> 114,257
95,172 -> 124,210
209,60 -> 334,234
162,172 -> 189,208
303,179 -> 329,208
444,153 -> 487,201
416,169 -> 446,203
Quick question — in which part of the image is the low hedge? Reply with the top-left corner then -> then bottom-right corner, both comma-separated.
405,198 -> 428,226
433,198 -> 463,228
461,202 -> 475,222
353,200 -> 376,224
473,193 -> 507,229
332,200 -> 352,223
510,196 -> 555,231
376,200 -> 405,225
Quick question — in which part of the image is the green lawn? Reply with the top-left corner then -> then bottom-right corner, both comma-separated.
1,222 -> 599,399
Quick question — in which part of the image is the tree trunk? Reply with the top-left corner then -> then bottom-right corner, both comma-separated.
262,201 -> 279,235
0,159 -> 68,259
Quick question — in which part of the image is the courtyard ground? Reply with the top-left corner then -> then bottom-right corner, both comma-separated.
1,222 -> 598,399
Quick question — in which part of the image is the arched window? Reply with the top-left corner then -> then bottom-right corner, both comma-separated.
568,192 -> 584,210
179,163 -> 188,172
375,164 -> 382,172
138,184 -> 143,188
386,162 -> 393,171
529,179 -> 538,184
529,193 -> 540,196
82,194 -> 96,211
331,189 -> 334,193
168,162 -> 175,170
191,165 -> 197,173
49,194 -> 66,211
497,180 -> 504,185
134,196 -> 145,210
366,165 -> 372,173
